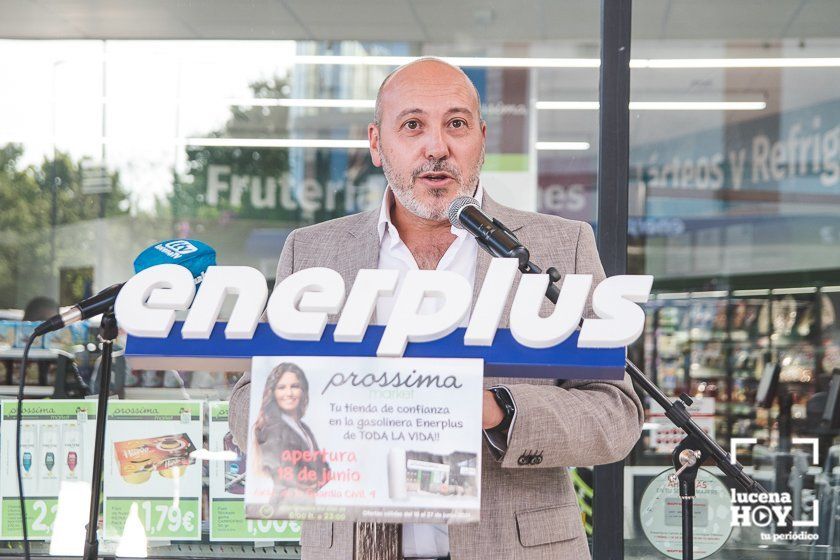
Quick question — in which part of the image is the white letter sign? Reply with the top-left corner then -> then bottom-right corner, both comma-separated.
181,266 -> 268,339
578,275 -> 653,348
377,270 -> 471,357
266,268 -> 345,341
509,274 -> 592,348
114,264 -> 196,337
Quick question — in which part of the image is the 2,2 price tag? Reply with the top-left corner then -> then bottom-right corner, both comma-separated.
0,400 -> 97,541
0,498 -> 58,539
105,498 -> 200,540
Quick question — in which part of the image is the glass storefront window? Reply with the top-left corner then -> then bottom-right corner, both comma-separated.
627,2 -> 840,558
0,2 -> 603,551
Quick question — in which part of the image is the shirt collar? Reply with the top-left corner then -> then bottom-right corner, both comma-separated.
377,183 -> 485,244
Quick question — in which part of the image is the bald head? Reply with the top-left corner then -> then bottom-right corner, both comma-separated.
367,56 -> 487,222
373,57 -> 483,127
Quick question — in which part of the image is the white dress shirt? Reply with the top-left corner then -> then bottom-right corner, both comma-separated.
373,184 -> 483,559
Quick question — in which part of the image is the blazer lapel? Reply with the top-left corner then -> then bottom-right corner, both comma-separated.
348,209 -> 381,271
323,209 -> 380,324
471,248 -> 492,313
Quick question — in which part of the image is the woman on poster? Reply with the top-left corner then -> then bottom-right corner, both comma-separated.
252,362 -> 330,502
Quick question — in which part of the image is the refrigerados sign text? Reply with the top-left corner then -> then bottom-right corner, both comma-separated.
114,259 -> 653,356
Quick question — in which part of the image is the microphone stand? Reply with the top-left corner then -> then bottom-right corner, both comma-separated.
83,308 -> 118,560
482,221 -> 774,560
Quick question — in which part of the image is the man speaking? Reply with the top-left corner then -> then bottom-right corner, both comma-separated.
228,57 -> 643,560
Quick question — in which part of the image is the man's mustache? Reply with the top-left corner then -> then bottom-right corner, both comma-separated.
411,160 -> 462,182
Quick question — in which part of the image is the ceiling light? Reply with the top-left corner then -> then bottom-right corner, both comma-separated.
535,141 -> 590,151
293,55 -> 600,68
536,101 -> 766,111
770,287 -> 818,295
631,101 -> 766,110
292,55 -> 840,69
655,292 -> 691,300
208,98 -> 375,108
535,101 -> 600,110
732,289 -> 770,296
632,58 -> 840,69
690,290 -> 729,298
183,138 -> 370,149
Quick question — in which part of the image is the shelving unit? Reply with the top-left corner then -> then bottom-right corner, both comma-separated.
640,285 -> 840,461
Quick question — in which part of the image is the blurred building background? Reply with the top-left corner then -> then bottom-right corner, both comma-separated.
1,1 -> 840,558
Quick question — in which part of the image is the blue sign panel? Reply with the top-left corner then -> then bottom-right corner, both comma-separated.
125,322 -> 626,380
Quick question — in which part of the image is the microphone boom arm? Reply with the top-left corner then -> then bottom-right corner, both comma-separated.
473,223 -> 770,497
529,254 -> 767,494
506,239 -> 788,557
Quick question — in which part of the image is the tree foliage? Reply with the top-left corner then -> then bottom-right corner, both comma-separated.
0,144 -> 129,308
171,76 -> 292,222
170,75 -> 384,225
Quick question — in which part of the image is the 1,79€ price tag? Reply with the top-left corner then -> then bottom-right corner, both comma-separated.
105,498 -> 200,540
103,400 -> 203,542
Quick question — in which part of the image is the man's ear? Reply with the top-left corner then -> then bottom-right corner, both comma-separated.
368,123 -> 382,167
481,120 -> 487,140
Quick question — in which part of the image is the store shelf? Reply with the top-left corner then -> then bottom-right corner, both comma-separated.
642,287 -> 836,461
123,386 -> 231,400
689,369 -> 726,379
0,384 -> 53,397
0,348 -> 74,360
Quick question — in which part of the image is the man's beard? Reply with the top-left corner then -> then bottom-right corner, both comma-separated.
378,144 -> 484,221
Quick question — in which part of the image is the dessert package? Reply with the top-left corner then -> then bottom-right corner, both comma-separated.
113,433 -> 196,484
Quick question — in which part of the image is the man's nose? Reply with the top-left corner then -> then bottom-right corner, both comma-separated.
423,127 -> 449,160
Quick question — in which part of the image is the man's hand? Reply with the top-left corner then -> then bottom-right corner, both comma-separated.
482,389 -> 505,429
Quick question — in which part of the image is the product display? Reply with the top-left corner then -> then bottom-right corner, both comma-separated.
113,433 -> 197,484
642,288 -> 839,459
0,322 -> 14,348
0,320 -> 89,351
0,400 -> 97,540
208,401 -> 300,542
103,401 -> 203,541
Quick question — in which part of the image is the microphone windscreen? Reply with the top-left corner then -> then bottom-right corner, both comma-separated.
133,239 -> 217,283
447,196 -> 480,229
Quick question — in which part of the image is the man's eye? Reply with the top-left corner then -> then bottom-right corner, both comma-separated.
404,120 -> 420,130
451,119 -> 467,128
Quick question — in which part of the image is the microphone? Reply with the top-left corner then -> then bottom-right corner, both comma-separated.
32,239 -> 216,338
447,196 -> 530,268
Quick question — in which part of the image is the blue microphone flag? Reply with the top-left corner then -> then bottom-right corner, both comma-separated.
133,239 -> 216,282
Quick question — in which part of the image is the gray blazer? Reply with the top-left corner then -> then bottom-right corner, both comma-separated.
228,193 -> 644,559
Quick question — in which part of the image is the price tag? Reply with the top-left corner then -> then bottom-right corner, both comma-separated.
0,400 -> 97,540
207,401 -> 300,542
103,401 -> 203,541
210,499 -> 300,540
0,498 -> 58,539
105,498 -> 199,540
